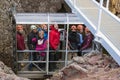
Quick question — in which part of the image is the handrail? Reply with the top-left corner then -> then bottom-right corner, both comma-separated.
65,0 -> 120,65
93,0 -> 120,23
16,49 -> 91,53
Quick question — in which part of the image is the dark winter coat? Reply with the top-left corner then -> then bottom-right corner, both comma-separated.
80,32 -> 93,50
17,32 -> 25,50
68,31 -> 80,50
27,31 -> 38,50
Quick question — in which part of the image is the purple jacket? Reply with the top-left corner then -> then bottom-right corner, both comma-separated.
35,39 -> 47,57
80,32 -> 93,50
35,39 -> 47,51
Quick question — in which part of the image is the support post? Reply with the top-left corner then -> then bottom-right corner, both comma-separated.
46,13 -> 50,74
106,0 -> 110,10
65,13 -> 69,66
95,0 -> 103,43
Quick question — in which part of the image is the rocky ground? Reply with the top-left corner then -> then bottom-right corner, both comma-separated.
0,61 -> 29,80
50,51 -> 120,80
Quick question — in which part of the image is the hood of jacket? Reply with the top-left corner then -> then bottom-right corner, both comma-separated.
50,25 -> 58,31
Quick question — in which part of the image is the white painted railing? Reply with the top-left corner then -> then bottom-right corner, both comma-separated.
65,0 -> 120,65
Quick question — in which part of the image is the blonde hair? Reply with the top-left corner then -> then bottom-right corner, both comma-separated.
38,30 -> 44,38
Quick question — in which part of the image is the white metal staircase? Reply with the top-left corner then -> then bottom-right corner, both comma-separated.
65,0 -> 120,65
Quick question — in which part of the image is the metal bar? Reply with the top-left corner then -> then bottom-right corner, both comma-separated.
101,6 -> 120,23
65,13 -> 69,66
15,13 -> 84,24
72,0 -> 76,13
97,0 -> 103,34
32,63 -> 44,71
17,61 -> 65,63
17,50 -> 80,52
93,0 -> 120,23
18,71 -> 46,74
106,0 -> 110,10
46,13 -> 50,74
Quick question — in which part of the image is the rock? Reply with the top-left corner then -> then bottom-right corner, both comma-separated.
0,61 -> 29,80
0,72 -> 29,80
50,52 -> 120,80
87,54 -> 102,65
73,57 -> 86,64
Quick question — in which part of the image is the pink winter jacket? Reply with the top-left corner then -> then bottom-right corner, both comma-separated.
36,40 -> 47,50
35,39 -> 47,57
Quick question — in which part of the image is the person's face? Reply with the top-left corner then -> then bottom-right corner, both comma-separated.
38,31 -> 44,38
17,25 -> 23,30
54,24 -> 59,30
33,29 -> 37,33
43,25 -> 48,31
71,25 -> 76,31
77,25 -> 83,33
41,24 -> 46,29
85,27 -> 90,34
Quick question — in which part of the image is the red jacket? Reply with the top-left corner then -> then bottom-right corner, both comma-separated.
49,25 -> 60,50
17,32 -> 25,50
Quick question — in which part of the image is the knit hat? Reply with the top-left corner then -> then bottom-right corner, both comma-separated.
30,25 -> 37,30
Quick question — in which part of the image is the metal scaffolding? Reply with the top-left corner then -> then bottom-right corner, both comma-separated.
13,12 -> 87,78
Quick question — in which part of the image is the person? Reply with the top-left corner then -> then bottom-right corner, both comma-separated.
49,24 -> 60,71
68,25 -> 80,50
37,24 -> 48,40
42,24 -> 48,40
49,24 -> 60,50
68,25 -> 80,59
77,24 -> 85,47
35,30 -> 47,68
35,30 -> 47,60
16,25 -> 25,70
76,24 -> 85,56
27,25 -> 38,70
79,27 -> 94,55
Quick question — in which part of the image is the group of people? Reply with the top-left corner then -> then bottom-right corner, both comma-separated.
16,24 -> 94,71
68,24 -> 94,56
16,24 -> 60,71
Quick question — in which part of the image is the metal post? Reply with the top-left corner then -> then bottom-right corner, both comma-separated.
106,0 -> 110,10
65,13 -> 69,66
46,13 -> 50,74
72,0 -> 76,13
97,0 -> 103,34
